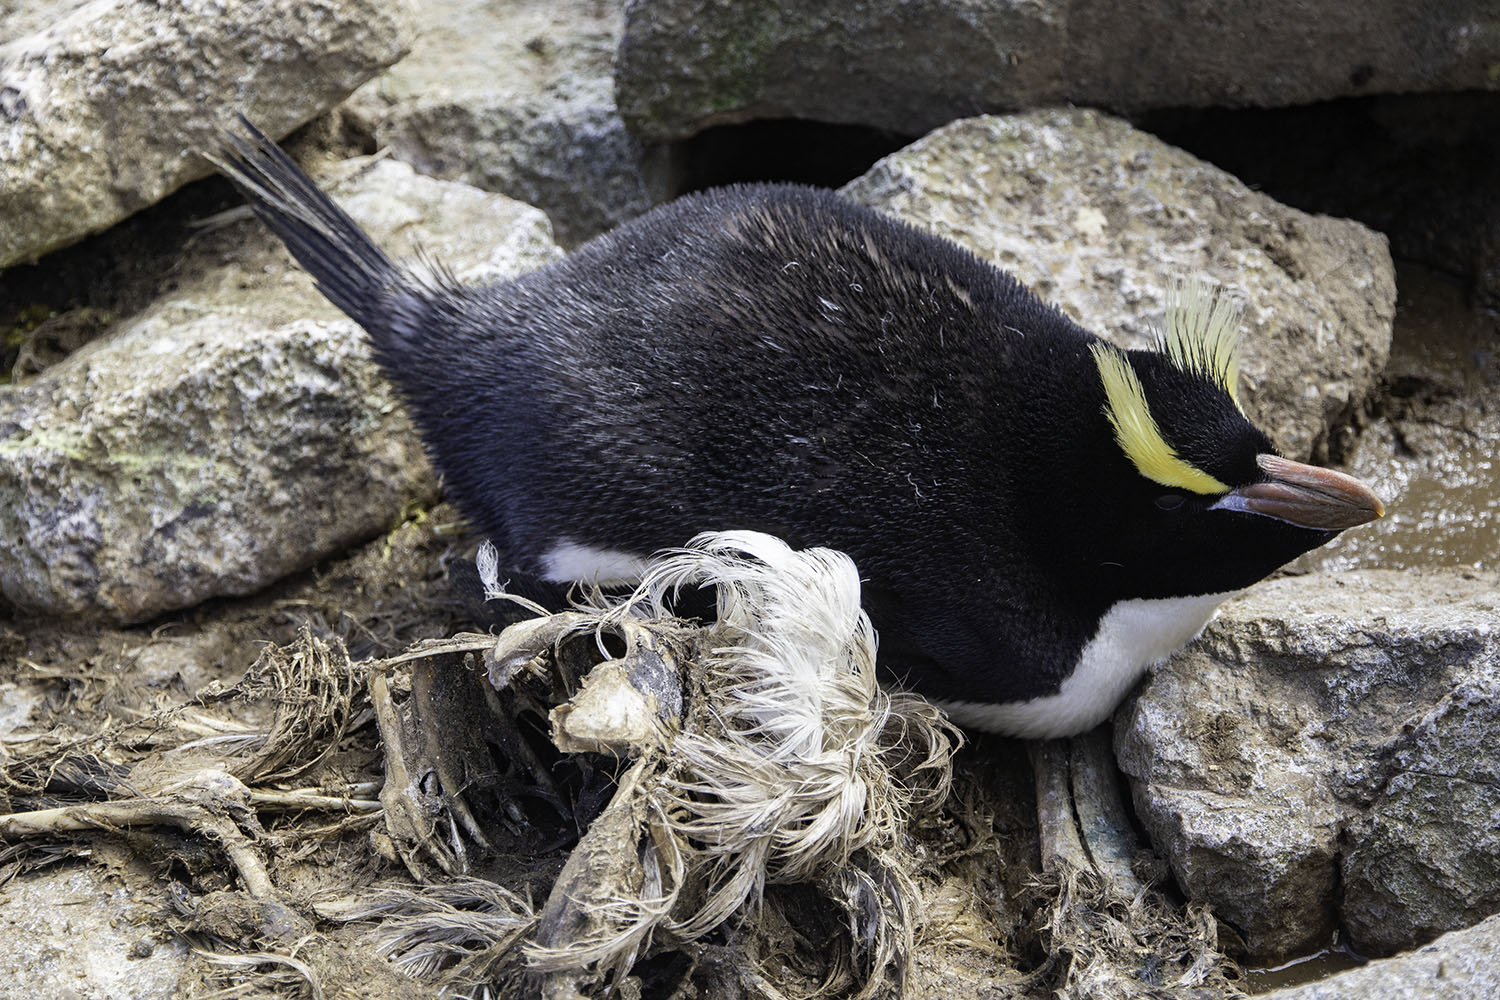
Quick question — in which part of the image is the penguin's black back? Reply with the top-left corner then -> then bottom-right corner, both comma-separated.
214,123 -> 1385,730
380,186 -> 1126,703
215,127 -> 1137,705
393,183 -> 1102,525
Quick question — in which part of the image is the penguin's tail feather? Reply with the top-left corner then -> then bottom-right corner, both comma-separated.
208,117 -> 405,338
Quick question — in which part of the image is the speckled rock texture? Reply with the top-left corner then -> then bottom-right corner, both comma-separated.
0,864 -> 191,999
0,0 -> 414,269
615,0 -> 1500,141
841,109 -> 1396,461
1116,568 -> 1500,959
344,0 -> 654,247
0,159 -> 561,624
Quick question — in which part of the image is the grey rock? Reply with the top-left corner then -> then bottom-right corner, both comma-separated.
841,109 -> 1396,461
1259,913 -> 1500,1000
0,159 -> 561,624
616,0 -> 1500,141
0,864 -> 191,999
0,0 -> 414,269
0,0 -> 94,39
1340,660 -> 1500,955
1116,569 -> 1500,959
345,0 -> 653,247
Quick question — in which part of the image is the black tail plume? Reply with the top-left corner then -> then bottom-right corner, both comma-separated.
208,117 -> 402,335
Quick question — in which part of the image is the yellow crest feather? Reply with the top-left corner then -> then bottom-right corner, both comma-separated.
1161,279 -> 1244,411
1089,342 -> 1231,495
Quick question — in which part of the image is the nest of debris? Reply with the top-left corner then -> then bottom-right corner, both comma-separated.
0,530 -> 1243,1000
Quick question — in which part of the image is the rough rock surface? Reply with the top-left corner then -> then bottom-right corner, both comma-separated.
0,864 -> 190,999
0,159 -> 561,624
345,0 -> 653,247
616,0 -> 1500,141
0,0 -> 413,269
1116,568 -> 1500,959
842,109 -> 1396,461
1259,913 -> 1500,1000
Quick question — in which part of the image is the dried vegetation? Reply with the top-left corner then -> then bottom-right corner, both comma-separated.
0,527 -> 1244,999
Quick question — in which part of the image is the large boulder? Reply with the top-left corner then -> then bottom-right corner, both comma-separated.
1116,568 -> 1500,958
344,0 -> 654,247
616,0 -> 1500,141
841,109 -> 1395,461
0,0 -> 414,269
0,159 -> 561,624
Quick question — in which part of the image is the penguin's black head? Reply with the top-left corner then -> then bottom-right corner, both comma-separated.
1071,284 -> 1384,602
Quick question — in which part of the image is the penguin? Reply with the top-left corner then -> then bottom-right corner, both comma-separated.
211,121 -> 1383,739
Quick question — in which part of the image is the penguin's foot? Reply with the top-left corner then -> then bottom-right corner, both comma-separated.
1024,728 -> 1246,995
1029,727 -> 1144,896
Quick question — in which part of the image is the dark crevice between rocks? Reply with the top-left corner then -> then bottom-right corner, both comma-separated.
0,113 -> 376,384
1135,92 -> 1500,307
0,172 -> 242,380
653,118 -> 916,199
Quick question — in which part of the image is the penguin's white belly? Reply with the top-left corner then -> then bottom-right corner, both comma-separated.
937,590 -> 1238,739
541,541 -> 650,586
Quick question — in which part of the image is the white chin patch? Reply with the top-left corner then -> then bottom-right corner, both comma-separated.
540,541 -> 650,586
935,590 -> 1238,739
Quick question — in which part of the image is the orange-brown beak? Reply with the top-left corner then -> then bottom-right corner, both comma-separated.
1211,454 -> 1385,531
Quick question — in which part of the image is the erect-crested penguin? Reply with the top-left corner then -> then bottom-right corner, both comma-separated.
211,122 -> 1383,739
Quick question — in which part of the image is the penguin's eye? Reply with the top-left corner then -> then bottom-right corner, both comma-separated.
1155,494 -> 1186,511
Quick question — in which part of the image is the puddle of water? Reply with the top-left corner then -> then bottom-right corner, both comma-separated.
1295,264 -> 1499,573
1242,941 -> 1367,993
